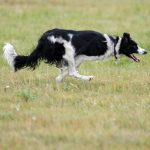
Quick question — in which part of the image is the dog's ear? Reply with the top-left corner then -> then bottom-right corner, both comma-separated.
122,33 -> 130,42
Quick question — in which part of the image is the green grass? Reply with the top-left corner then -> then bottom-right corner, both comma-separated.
0,0 -> 150,150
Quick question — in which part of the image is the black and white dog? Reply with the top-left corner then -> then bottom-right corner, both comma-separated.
3,28 -> 147,82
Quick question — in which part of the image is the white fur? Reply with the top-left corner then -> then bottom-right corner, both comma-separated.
137,46 -> 146,54
48,36 -> 64,44
103,34 -> 114,57
3,43 -> 17,71
68,33 -> 73,40
48,36 -> 56,43
115,37 -> 122,58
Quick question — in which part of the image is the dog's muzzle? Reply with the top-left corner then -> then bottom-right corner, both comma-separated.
127,46 -> 147,63
137,46 -> 147,55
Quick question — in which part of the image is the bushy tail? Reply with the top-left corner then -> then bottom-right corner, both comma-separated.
3,43 -> 41,72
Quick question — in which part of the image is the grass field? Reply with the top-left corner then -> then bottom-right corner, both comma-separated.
0,0 -> 150,150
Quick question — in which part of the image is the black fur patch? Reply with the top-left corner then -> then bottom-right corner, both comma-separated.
72,31 -> 107,56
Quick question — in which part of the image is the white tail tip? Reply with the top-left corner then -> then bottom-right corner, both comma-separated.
3,43 -> 17,72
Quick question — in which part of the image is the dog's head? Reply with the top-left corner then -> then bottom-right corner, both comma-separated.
119,33 -> 147,62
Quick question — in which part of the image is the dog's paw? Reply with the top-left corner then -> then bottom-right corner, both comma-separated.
88,76 -> 94,81
56,76 -> 63,83
82,76 -> 94,81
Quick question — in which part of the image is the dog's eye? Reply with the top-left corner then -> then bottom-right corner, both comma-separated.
133,45 -> 137,49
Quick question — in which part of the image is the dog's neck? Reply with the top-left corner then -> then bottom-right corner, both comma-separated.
114,37 -> 122,60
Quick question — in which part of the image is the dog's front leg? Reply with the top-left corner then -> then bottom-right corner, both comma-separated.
70,71 -> 94,81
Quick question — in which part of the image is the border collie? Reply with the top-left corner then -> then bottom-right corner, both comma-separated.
3,28 -> 147,82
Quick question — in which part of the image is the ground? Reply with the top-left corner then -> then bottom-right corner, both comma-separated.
0,0 -> 150,150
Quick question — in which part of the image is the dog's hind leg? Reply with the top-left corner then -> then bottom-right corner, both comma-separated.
56,66 -> 69,83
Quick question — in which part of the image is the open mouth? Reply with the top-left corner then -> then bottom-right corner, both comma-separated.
127,54 -> 140,62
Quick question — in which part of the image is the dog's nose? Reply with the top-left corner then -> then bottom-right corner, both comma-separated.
143,51 -> 147,54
